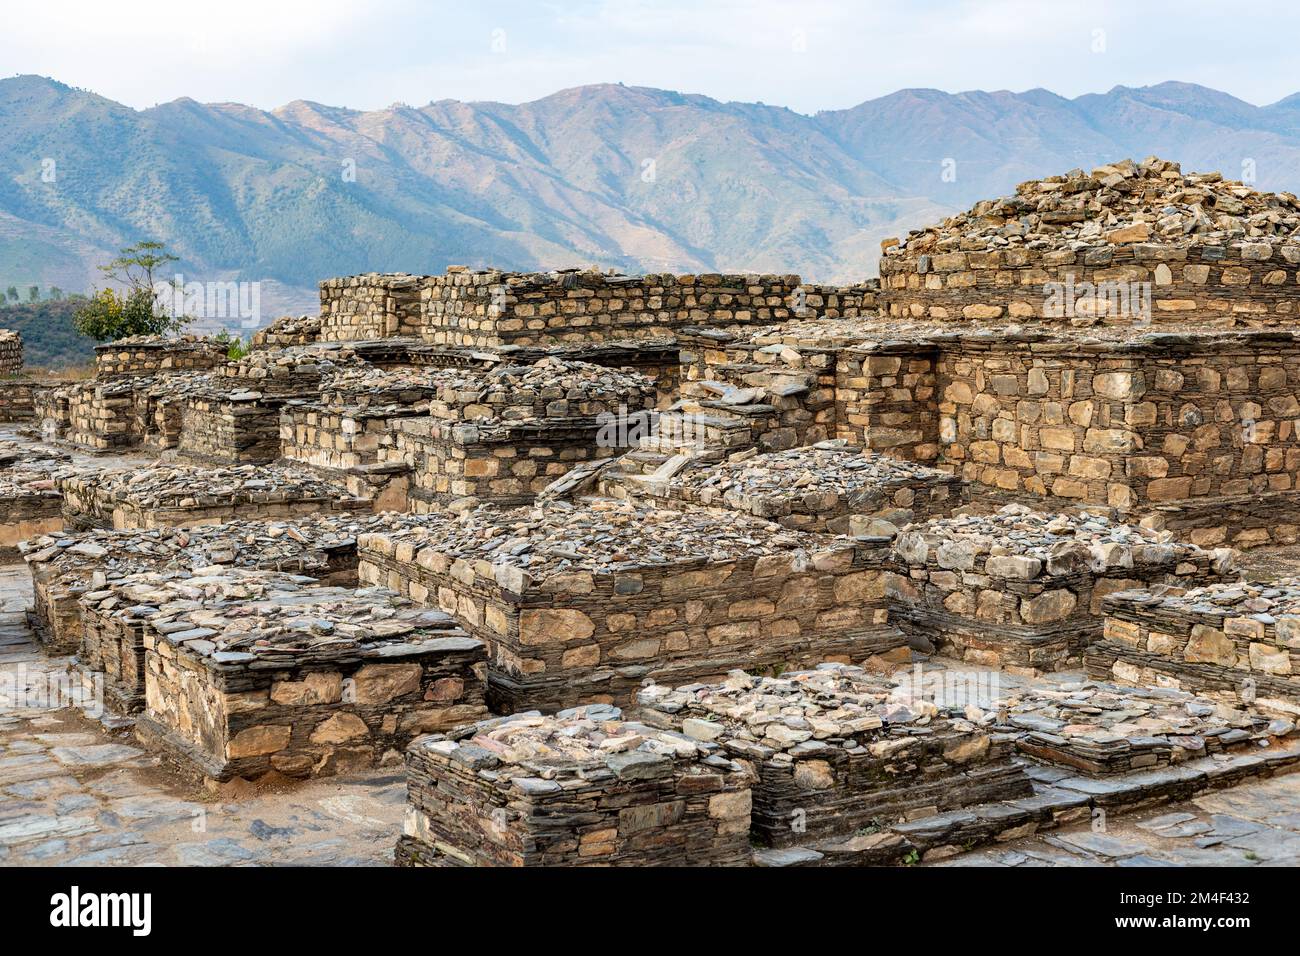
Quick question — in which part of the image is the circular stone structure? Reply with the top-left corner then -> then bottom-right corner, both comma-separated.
879,156 -> 1300,327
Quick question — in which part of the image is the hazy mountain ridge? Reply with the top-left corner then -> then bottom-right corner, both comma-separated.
3,75 -> 1300,319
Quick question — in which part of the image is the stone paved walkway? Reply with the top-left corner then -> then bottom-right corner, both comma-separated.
934,772 -> 1300,866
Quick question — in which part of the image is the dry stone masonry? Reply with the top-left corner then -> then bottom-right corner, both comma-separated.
133,575 -> 487,781
5,154 -> 1300,865
890,504 -> 1232,673
358,498 -> 906,712
57,463 -> 370,530
21,514 -> 377,655
397,706 -> 755,866
881,157 -> 1300,327
605,442 -> 965,533
637,665 -> 1031,846
1094,579 -> 1300,718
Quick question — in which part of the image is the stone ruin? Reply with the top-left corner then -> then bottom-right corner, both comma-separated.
8,155 -> 1300,865
356,498 -> 904,713
890,504 -> 1231,673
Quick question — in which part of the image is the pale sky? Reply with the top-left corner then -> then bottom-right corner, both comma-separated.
3,0 -> 1296,113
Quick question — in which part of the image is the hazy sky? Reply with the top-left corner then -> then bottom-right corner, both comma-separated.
5,0 -> 1297,113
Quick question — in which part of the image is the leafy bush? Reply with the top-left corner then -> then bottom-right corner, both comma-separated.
72,287 -> 189,342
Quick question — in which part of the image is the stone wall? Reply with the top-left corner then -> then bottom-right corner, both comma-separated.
135,581 -> 487,780
318,274 -> 423,341
838,343 -> 941,459
178,396 -> 283,464
637,666 -> 1030,847
0,329 -> 23,375
0,482 -> 63,558
381,418 -> 612,509
1092,582 -> 1300,718
419,268 -> 807,347
880,241 -> 1300,327
57,465 -> 371,531
397,708 -> 755,867
890,506 -> 1232,673
358,508 -> 905,713
94,336 -> 228,379
251,314 -> 321,349
934,331 -> 1300,517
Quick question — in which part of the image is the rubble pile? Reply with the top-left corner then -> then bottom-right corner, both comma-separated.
1092,579 -> 1300,715
880,158 -> 1300,328
637,664 -> 1031,845
427,357 -> 656,422
397,705 -> 755,866
892,157 -> 1300,254
251,314 -> 322,349
650,442 -> 963,532
890,504 -> 1233,672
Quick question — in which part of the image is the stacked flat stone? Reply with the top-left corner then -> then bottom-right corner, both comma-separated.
1092,578 -> 1300,715
637,665 -> 1030,845
0,329 -> 23,375
134,576 -> 487,780
0,451 -> 71,557
990,676 -> 1293,774
251,314 -> 321,349
80,567 -> 322,712
880,157 -> 1300,326
892,157 -> 1300,256
94,335 -> 229,378
21,513 -> 383,654
397,705 -> 755,866
427,357 -> 655,422
56,462 -> 368,530
890,503 -> 1233,672
358,498 -> 906,711
652,442 -> 963,532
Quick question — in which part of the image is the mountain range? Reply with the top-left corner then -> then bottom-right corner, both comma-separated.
5,75 -> 1300,319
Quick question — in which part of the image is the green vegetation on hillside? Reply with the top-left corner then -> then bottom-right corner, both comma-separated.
0,299 -> 96,369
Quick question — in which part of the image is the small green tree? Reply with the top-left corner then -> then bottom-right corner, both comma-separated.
49,287 -> 63,300
73,242 -> 190,342
5,286 -> 16,302
27,285 -> 39,302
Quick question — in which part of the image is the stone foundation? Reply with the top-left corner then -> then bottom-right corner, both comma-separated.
135,579 -> 487,780
21,516 -> 373,656
358,500 -> 907,712
397,707 -> 755,866
890,505 -> 1232,673
637,666 -> 1031,847
610,443 -> 965,533
57,464 -> 370,530
1091,580 -> 1300,718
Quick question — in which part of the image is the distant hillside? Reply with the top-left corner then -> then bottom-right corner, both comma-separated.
0,300 -> 95,369
3,75 -> 1300,308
